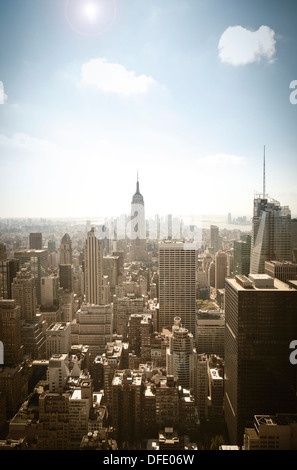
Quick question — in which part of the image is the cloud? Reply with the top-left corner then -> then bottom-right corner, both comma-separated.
218,25 -> 276,66
0,132 -> 59,154
80,58 -> 156,96
0,81 -> 8,104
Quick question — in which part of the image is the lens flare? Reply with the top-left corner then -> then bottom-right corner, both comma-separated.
65,0 -> 117,36
83,2 -> 99,23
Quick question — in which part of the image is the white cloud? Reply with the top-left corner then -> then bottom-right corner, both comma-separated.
218,25 -> 276,66
80,58 -> 156,96
0,132 -> 59,154
0,81 -> 8,104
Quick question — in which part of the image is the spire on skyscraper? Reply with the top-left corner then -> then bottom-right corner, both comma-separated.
263,145 -> 266,199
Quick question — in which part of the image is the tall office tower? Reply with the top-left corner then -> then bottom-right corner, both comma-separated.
103,255 -> 119,297
215,251 -> 227,295
166,317 -> 196,390
59,264 -> 73,291
58,288 -> 75,322
250,195 -> 292,274
12,267 -> 36,322
224,274 -> 297,445
291,218 -> 297,262
84,227 -> 103,305
158,241 -> 197,335
210,225 -> 220,253
0,242 -> 7,261
130,174 -> 147,261
14,249 -> 48,304
60,233 -> 72,265
0,259 -> 20,299
233,235 -> 251,276
111,369 -> 144,443
29,233 -> 42,250
0,299 -> 23,365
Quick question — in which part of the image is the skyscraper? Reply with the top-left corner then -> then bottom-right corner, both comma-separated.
29,233 -> 42,250
11,267 -> 37,322
83,227 -> 103,305
60,233 -> 72,265
0,299 -> 23,365
166,317 -> 196,389
158,241 -> 197,335
130,174 -> 146,261
224,274 -> 297,445
215,251 -> 227,295
233,235 -> 251,276
250,150 -> 292,273
14,249 -> 48,304
250,195 -> 292,274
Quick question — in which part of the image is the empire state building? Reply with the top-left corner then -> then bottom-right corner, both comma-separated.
130,175 -> 147,261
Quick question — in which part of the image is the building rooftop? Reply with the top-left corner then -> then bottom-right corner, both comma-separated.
228,274 -> 295,292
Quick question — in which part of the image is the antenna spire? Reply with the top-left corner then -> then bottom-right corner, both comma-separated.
263,145 -> 266,199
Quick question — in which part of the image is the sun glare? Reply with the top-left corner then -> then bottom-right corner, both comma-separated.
83,2 -> 99,23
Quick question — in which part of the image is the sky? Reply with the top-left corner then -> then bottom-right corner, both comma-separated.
0,0 -> 296,220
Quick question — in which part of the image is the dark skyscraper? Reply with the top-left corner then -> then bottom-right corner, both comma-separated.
224,274 -> 297,445
29,233 -> 42,250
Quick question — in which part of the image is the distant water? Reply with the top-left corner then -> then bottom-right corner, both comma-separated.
200,214 -> 252,232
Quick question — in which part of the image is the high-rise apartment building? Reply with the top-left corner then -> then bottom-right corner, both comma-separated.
250,195 -> 292,274
224,274 -> 297,445
83,227 -> 103,305
158,241 -> 196,334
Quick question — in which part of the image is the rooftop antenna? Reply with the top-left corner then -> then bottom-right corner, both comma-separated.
263,145 -> 266,199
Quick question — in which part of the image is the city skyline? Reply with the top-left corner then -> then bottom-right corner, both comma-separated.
0,1 -> 297,219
